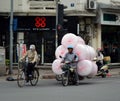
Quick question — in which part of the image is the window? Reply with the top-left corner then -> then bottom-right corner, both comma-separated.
103,13 -> 118,21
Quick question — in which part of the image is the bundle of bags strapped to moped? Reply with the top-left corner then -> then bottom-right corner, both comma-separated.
52,33 -> 110,86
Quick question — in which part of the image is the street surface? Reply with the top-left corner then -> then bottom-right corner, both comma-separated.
0,76 -> 120,101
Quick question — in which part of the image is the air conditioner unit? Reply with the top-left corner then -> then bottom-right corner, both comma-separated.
87,0 -> 96,10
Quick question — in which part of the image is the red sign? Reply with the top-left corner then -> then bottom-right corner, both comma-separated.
35,17 -> 46,28
22,44 -> 27,56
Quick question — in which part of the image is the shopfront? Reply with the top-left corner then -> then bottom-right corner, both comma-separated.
15,16 -> 56,64
102,25 -> 120,62
0,16 -> 79,64
100,10 -> 120,62
23,31 -> 56,64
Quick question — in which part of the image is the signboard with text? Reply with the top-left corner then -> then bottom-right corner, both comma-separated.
14,16 -> 56,31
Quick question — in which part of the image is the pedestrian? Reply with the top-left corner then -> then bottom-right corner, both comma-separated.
103,43 -> 111,64
103,43 -> 110,56
110,43 -> 119,63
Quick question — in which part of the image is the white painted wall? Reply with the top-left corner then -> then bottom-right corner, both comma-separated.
60,0 -> 86,11
17,0 -> 29,12
96,0 -> 111,4
97,0 -> 120,4
0,0 -> 119,13
0,0 -> 88,13
0,0 -> 28,12
0,0 -> 10,12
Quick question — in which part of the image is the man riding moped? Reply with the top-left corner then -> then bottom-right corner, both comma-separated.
61,45 -> 79,85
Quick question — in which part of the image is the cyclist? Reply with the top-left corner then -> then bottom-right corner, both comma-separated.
20,44 -> 38,82
61,45 -> 79,85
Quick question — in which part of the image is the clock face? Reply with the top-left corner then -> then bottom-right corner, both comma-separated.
90,1 -> 94,8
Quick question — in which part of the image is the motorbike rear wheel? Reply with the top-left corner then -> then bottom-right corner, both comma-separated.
55,75 -> 62,81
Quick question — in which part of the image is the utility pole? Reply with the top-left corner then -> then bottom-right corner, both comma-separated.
55,0 -> 59,49
9,0 -> 14,74
6,0 -> 14,81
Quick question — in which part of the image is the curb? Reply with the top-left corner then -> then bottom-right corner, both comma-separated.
0,73 -> 120,81
41,73 -> 120,79
1,68 -> 120,80
42,74 -> 56,79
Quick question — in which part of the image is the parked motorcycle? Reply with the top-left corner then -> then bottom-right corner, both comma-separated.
96,60 -> 109,78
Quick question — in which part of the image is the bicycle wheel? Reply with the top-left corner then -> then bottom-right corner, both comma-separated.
61,71 -> 69,86
17,70 -> 26,87
30,69 -> 39,86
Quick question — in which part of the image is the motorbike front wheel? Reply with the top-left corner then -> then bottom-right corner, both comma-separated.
101,73 -> 106,78
61,71 -> 69,86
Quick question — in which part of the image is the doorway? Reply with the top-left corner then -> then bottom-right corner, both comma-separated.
43,31 -> 55,64
24,31 -> 55,64
102,26 -> 120,62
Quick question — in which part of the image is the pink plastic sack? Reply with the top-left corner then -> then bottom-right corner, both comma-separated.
74,44 -> 89,61
77,60 -> 93,76
88,62 -> 98,77
55,45 -> 68,59
52,59 -> 63,75
86,45 -> 96,60
61,33 -> 78,48
77,36 -> 85,45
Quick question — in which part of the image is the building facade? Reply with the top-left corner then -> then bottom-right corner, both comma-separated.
0,0 -> 120,64
97,0 -> 120,62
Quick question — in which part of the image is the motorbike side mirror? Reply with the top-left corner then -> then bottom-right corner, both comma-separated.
74,55 -> 77,59
59,56 -> 62,58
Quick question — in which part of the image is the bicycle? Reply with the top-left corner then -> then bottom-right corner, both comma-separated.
17,61 -> 39,87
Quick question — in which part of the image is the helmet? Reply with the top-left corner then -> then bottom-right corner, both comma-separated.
30,44 -> 35,50
67,45 -> 74,49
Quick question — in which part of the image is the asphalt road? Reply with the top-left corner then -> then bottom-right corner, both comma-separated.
0,77 -> 120,101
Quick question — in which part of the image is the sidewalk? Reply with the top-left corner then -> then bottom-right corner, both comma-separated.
0,68 -> 55,81
0,66 -> 120,81
109,68 -> 120,76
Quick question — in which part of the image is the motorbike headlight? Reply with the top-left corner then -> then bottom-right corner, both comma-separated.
70,68 -> 74,72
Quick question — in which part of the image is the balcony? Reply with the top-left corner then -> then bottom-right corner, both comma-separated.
0,0 -> 95,16
28,0 -> 56,15
0,0 -> 56,16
